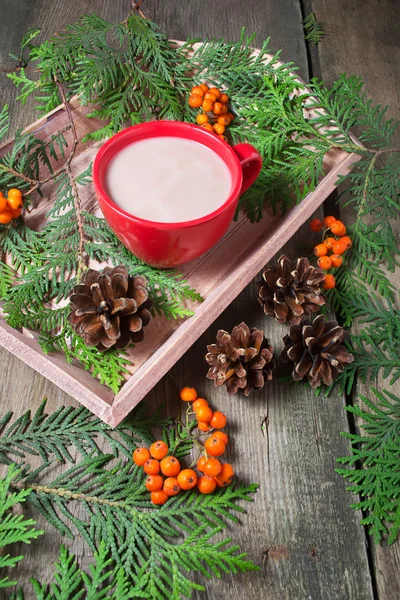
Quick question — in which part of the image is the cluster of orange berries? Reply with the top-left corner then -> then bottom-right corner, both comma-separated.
310,215 -> 352,290
181,385 -> 227,432
133,386 -> 234,505
188,84 -> 234,141
0,188 -> 23,224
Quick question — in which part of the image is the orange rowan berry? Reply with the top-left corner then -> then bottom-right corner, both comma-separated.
215,463 -> 234,487
201,99 -> 214,112
203,458 -> 222,477
323,274 -> 336,289
218,135 -> 228,142
177,469 -> 198,490
339,235 -> 352,249
330,254 -> 343,268
212,431 -> 228,445
144,459 -> 160,475
325,237 -> 336,250
132,447 -> 150,466
204,436 -> 225,457
330,221 -> 346,236
198,421 -> 210,432
323,215 -> 336,228
332,241 -> 347,255
200,83 -> 209,93
149,440 -> 169,460
197,476 -> 217,494
197,456 -> 207,472
209,87 -> 221,99
225,111 -> 234,121
314,243 -> 329,257
219,104 -> 228,114
317,256 -> 332,270
163,477 -> 181,496
180,387 -> 197,402
217,115 -> 230,126
204,91 -> 217,103
201,122 -> 214,132
192,398 -> 208,411
145,475 -> 164,492
188,94 -> 203,108
0,193 -> 7,213
195,405 -> 213,423
219,93 -> 229,104
160,456 -> 181,477
209,411 -> 227,429
151,490 -> 169,505
212,102 -> 224,115
213,123 -> 226,135
310,218 -> 323,233
196,113 -> 209,125
10,207 -> 22,219
191,85 -> 204,97
0,211 -> 13,224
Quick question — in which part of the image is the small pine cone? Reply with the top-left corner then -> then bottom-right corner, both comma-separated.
280,314 -> 354,388
205,322 -> 275,396
257,255 -> 326,325
68,265 -> 153,351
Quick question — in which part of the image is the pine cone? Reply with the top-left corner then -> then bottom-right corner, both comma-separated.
68,265 -> 153,351
205,322 -> 275,396
280,314 -> 354,388
257,255 -> 326,325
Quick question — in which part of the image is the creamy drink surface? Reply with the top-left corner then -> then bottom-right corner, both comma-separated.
105,136 -> 232,223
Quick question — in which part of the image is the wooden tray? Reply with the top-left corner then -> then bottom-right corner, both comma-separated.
0,46 -> 360,425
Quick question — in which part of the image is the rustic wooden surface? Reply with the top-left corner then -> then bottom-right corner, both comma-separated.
0,1 -> 398,599
311,2 -> 400,598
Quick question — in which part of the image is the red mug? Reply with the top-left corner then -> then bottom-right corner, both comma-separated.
93,121 -> 262,268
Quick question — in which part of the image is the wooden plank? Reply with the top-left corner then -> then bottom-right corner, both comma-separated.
0,46 -> 361,425
310,1 -> 400,598
0,1 -> 374,598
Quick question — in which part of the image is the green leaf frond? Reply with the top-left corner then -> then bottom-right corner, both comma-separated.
11,453 -> 257,598
302,13 -> 325,45
0,464 -> 44,589
337,388 -> 400,544
0,399 -> 168,465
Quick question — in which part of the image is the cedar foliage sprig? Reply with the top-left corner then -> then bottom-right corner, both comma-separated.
336,388 -> 400,544
25,543 -> 139,599
0,399 -> 168,464
302,13 -> 325,45
0,401 -> 258,599
0,464 -> 44,589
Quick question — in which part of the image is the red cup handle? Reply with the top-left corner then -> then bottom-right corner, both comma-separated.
232,143 -> 263,195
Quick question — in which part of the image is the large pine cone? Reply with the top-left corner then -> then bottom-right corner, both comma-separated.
205,322 -> 275,396
280,314 -> 354,388
68,265 -> 153,351
257,255 -> 326,325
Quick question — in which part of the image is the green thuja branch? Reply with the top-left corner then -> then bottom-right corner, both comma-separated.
302,13 -> 325,45
0,464 -> 44,589
337,388 -> 400,544
27,543 -> 140,600
9,455 -> 257,598
0,399 -> 168,465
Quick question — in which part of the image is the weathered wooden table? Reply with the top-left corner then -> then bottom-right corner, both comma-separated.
1,1 -> 399,598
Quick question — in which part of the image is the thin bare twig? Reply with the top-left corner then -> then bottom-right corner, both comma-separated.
54,77 -> 85,281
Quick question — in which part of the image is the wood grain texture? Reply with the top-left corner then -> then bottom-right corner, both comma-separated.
0,0 -> 391,598
311,1 -> 400,597
0,45 -> 360,424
